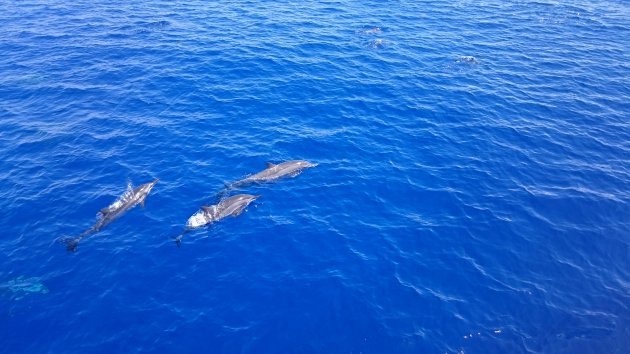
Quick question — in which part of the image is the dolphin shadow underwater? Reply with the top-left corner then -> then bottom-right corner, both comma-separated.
59,178 -> 159,252
0,276 -> 49,300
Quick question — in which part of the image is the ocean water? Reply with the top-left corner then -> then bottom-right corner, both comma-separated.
0,0 -> 629,353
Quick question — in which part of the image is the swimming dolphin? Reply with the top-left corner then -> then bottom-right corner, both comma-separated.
362,26 -> 382,34
231,160 -> 318,188
61,178 -> 159,252
368,38 -> 387,49
175,194 -> 260,247
457,55 -> 479,64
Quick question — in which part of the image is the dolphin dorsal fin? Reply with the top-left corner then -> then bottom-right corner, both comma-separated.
266,162 -> 275,168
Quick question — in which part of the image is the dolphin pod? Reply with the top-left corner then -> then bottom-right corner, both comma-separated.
60,178 -> 159,252
174,160 -> 317,248
61,160 -> 316,252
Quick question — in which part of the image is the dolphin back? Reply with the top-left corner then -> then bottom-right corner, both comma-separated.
230,160 -> 317,188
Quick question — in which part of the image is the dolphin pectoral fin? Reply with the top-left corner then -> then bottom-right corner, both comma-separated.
140,199 -> 145,208
232,205 -> 247,217
201,206 -> 213,214
99,208 -> 110,215
266,162 -> 275,168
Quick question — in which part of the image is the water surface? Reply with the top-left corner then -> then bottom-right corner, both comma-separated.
0,0 -> 629,353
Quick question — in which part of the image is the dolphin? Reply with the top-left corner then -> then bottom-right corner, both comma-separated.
61,178 -> 159,252
368,38 -> 387,49
457,55 -> 479,64
362,26 -> 382,34
175,194 -> 260,247
0,276 -> 49,300
231,160 -> 318,188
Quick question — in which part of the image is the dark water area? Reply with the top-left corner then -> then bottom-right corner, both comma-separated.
0,0 -> 628,353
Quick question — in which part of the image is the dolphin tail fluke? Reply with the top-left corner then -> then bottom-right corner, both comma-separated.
60,237 -> 80,252
59,228 -> 94,253
175,235 -> 182,248
174,232 -> 186,248
173,229 -> 191,248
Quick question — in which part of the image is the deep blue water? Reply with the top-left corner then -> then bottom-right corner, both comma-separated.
1,0 -> 629,353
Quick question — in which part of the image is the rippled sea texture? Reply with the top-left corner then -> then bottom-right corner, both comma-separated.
1,0 -> 629,353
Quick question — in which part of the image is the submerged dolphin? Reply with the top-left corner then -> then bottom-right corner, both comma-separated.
361,26 -> 382,34
0,276 -> 49,300
232,160 -> 317,187
61,178 -> 159,252
175,194 -> 260,247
